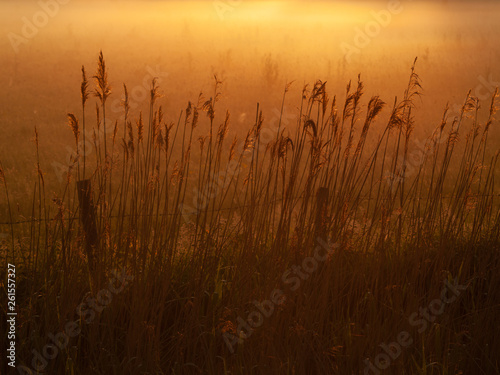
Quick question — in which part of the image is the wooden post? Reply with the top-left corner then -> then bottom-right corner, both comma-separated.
77,179 -> 98,271
315,187 -> 329,241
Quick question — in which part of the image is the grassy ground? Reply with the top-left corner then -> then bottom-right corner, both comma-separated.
1,54 -> 499,374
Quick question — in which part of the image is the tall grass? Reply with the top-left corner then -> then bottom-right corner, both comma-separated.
0,54 -> 499,374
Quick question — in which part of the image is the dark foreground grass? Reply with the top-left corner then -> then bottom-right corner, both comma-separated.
0,54 -> 499,374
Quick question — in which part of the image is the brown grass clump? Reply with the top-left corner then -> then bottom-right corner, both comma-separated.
0,53 -> 499,375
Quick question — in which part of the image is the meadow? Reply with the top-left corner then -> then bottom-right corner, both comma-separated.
1,1 -> 500,374
0,51 -> 499,374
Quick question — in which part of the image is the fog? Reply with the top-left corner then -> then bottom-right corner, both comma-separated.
1,0 -> 499,194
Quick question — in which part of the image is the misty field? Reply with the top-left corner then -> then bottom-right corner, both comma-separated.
1,50 -> 499,375
2,1 -> 500,374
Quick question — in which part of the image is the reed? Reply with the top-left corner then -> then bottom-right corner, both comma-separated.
1,54 -> 499,375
